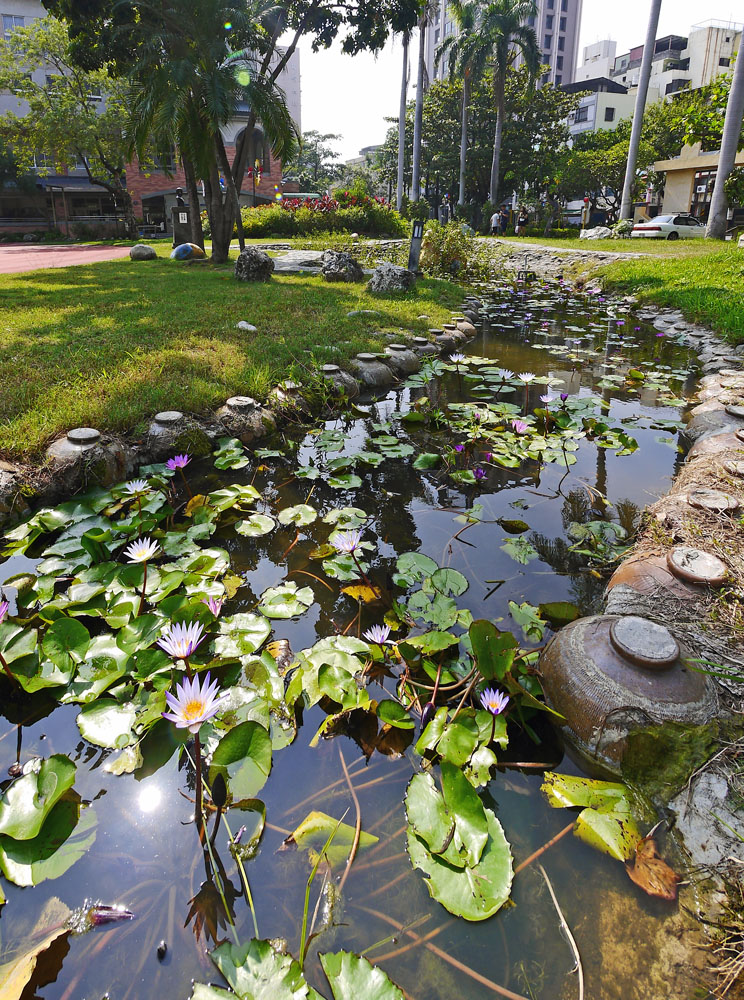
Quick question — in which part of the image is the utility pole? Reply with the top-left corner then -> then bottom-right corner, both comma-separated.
706,48 -> 744,239
620,0 -> 662,220
411,10 -> 427,203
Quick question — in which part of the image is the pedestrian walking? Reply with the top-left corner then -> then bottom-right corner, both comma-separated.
490,209 -> 499,235
514,206 -> 529,236
499,205 -> 510,235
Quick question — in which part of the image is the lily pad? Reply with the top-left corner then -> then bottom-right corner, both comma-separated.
258,583 -> 314,619
213,613 -> 271,658
235,514 -> 276,537
209,720 -> 272,800
285,810 -> 378,869
277,504 -> 317,527
0,755 -> 76,841
320,951 -> 405,1000
209,939 -> 313,1000
76,699 -> 136,749
0,801 -> 96,887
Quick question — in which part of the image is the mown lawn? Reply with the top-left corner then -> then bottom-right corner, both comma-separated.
599,245 -> 744,345
495,235 -> 729,256
0,255 -> 462,461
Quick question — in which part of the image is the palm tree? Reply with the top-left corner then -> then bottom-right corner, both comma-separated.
435,0 -> 491,207
619,0 -> 663,219
128,0 -> 297,263
480,0 -> 539,206
397,31 -> 410,211
410,4 -> 429,203
706,48 -> 744,239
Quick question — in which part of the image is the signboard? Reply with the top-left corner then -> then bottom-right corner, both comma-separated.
179,212 -> 188,224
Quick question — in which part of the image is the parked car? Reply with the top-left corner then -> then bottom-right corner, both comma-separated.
631,214 -> 706,240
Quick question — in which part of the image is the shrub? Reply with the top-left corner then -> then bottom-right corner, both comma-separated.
200,194 -> 408,240
420,221 -> 474,278
612,219 -> 634,238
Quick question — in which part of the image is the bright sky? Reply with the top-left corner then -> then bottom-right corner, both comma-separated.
295,0 -> 743,160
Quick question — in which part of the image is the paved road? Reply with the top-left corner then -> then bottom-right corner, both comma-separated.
0,243 -> 133,274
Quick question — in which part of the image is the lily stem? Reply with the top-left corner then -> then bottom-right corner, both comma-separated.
194,731 -> 205,846
137,560 -> 148,618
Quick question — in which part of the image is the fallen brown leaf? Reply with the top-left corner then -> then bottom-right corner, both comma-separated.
625,835 -> 679,900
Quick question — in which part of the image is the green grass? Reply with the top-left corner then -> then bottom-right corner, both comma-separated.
599,245 -> 744,345
0,255 -> 462,460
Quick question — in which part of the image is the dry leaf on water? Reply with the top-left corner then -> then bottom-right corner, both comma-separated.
625,835 -> 679,900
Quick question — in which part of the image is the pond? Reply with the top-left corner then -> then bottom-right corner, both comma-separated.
0,281 -> 699,1000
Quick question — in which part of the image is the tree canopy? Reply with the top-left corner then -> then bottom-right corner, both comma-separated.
284,130 -> 342,191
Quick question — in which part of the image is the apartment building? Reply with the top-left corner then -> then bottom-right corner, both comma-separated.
0,0 -> 301,234
426,0 -> 583,89
563,78 -> 636,139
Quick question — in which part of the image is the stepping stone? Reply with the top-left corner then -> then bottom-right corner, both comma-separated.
688,489 -> 740,514
609,615 -> 680,670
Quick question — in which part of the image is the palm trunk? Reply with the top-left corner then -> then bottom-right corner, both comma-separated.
215,132 -> 245,252
182,157 -> 204,250
458,72 -> 470,207
397,32 -> 409,212
619,0 -> 663,219
489,83 -> 505,205
206,163 -> 230,264
706,49 -> 744,239
411,13 -> 426,203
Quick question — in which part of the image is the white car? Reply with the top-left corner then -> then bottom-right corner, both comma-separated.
631,214 -> 706,240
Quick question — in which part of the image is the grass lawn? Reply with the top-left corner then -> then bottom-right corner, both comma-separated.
494,235 -> 730,256
0,254 -> 462,461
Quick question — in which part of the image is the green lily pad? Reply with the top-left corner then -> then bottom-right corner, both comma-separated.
76,699 -> 137,749
258,583 -> 314,619
209,720 -> 272,800
320,951 -> 405,1000
213,613 -> 271,658
277,504 -> 317,527
235,514 -> 276,537
0,755 -> 76,841
41,618 -> 90,672
209,939 -> 314,1000
286,810 -> 378,869
0,801 -> 96,887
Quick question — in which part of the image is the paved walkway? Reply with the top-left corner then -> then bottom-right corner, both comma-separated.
0,243 -> 132,274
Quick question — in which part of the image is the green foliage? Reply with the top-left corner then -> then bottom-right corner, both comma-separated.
421,221 -> 477,278
284,130 -> 342,191
541,772 -> 642,862
203,198 -> 408,239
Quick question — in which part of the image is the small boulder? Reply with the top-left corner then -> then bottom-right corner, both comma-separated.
130,243 -> 157,261
579,226 -> 613,240
237,321 -> 258,332
321,249 -> 364,283
367,263 -> 416,293
235,247 -> 275,282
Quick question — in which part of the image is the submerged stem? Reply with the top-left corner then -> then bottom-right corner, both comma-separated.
194,731 -> 205,845
137,560 -> 148,618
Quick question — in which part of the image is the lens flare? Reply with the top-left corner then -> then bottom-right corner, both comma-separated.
224,20 -> 232,29
274,185 -> 282,202
235,67 -> 251,86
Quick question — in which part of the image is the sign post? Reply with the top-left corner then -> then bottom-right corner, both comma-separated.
408,219 -> 424,273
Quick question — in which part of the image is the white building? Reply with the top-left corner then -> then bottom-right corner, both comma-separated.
574,40 -> 617,83
426,0 -> 583,89
563,78 -> 636,139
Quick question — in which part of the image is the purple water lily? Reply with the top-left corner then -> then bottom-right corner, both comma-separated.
202,596 -> 224,616
0,600 -> 7,624
512,419 -> 529,434
163,671 -> 227,733
474,467 -> 486,482
157,621 -> 206,661
363,624 -> 391,645
166,454 -> 190,470
480,688 -> 510,715
333,529 -> 363,554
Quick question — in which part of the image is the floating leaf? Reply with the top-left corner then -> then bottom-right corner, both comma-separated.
277,504 -> 317,527
235,514 -> 276,537
0,755 -> 76,841
393,551 -> 438,587
401,631 -> 459,654
341,583 -> 383,604
42,618 -> 90,672
327,474 -> 362,490
500,538 -> 538,565
541,772 -> 642,862
209,939 -> 312,1000
498,518 -> 529,534
508,602 -> 546,643
258,583 -> 314,619
323,507 -> 368,529
0,897 -> 71,999
429,568 -> 468,597
469,619 -> 517,681
376,700 -> 414,729
208,484 -> 262,512
538,602 -> 580,627
413,453 -> 440,470
0,801 -> 97,886
284,810 -> 378,869
209,720 -> 272,800
213,613 -> 271,658
77,700 -> 136,749
320,951 -> 405,1000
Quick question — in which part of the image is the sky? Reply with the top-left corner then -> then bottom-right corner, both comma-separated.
294,0 -> 743,160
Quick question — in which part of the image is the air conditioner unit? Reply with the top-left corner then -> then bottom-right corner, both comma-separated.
695,185 -> 707,193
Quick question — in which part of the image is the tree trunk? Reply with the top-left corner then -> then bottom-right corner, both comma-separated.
182,156 -> 204,250
706,48 -> 744,239
411,13 -> 426,203
458,72 -> 470,207
207,162 -> 230,264
489,83 -> 505,205
215,131 -> 245,252
543,194 -> 560,235
397,32 -> 409,212
619,0 -> 663,219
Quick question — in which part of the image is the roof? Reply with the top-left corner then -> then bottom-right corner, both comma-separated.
36,175 -> 111,193
562,77 -> 629,95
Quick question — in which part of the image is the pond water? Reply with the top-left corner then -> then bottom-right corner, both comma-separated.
0,282 -> 699,1000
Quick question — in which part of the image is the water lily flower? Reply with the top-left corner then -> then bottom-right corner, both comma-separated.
616,319 -> 625,326
123,537 -> 160,563
484,451 -> 492,462
480,688 -> 510,715
166,454 -> 191,470
518,372 -> 536,383
157,621 -> 206,660
540,394 -> 556,405
512,420 -> 529,434
363,624 -> 391,644
163,671 -> 227,733
0,600 -> 8,624
560,393 -> 569,402
453,444 -> 465,453
449,353 -> 466,364
333,529 -> 363,554
656,331 -> 665,338
498,368 -> 514,380
123,479 -> 150,494
202,597 -> 223,616
474,467 -> 486,482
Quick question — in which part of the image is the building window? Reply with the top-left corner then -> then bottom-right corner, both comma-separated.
557,55 -> 563,70
2,13 -> 24,39
561,0 -> 567,9
547,0 -> 554,8
574,106 -> 589,123
527,14 -> 535,25
605,106 -> 615,122
544,34 -> 552,49
558,36 -> 565,51
546,14 -> 553,28
556,74 -> 562,84
560,16 -> 566,31
719,57 -> 730,67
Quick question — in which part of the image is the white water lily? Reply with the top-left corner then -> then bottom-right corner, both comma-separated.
123,537 -> 160,563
